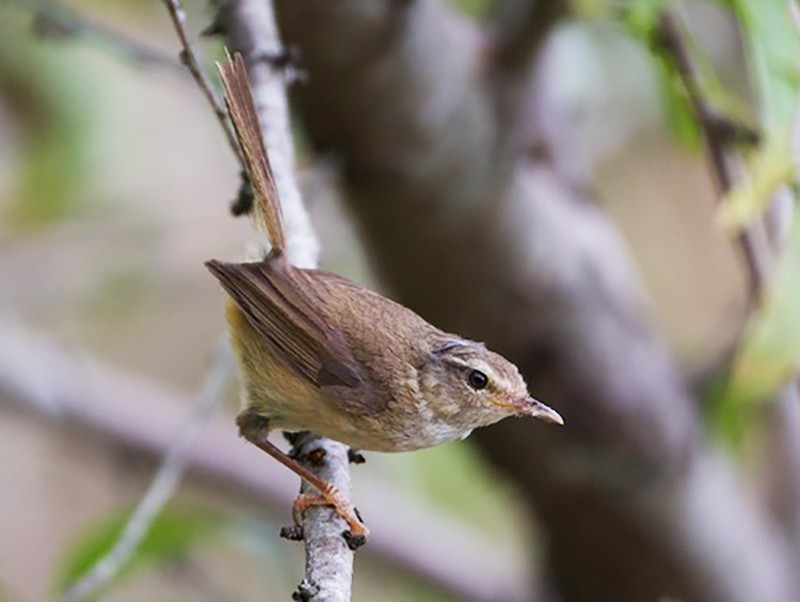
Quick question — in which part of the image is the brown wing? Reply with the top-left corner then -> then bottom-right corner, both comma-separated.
206,258 -> 384,416
217,51 -> 286,252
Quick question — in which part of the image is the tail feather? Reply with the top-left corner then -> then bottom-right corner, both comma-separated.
217,51 -> 286,253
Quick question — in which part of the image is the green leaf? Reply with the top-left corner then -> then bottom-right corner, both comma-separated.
727,216 -> 800,405
717,135 -> 795,228
56,506 -> 219,598
615,0 -> 705,146
728,0 -> 800,136
652,52 -> 702,147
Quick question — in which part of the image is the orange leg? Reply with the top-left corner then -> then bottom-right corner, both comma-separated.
237,413 -> 369,540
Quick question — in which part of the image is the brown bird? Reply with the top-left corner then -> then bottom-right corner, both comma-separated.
207,52 -> 563,543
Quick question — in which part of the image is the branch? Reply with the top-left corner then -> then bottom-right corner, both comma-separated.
0,320 -> 531,602
657,11 -> 800,555
5,0 -> 180,72
491,0 -> 568,76
161,0 -> 244,173
214,1 -> 349,599
270,2 -> 800,600
55,341 -> 233,602
656,13 -> 773,299
216,0 -> 319,269
489,0 -> 570,163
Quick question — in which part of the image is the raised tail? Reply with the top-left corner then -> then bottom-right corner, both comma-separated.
217,51 -> 286,254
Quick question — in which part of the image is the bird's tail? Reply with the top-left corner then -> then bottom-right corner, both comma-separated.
217,50 -> 286,255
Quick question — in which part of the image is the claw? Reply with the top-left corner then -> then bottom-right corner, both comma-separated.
292,484 -> 370,541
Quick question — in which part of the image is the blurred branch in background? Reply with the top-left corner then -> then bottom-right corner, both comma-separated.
656,13 -> 771,298
161,0 -> 244,172
657,8 -> 800,556
55,339 -> 232,602
270,1 -> 800,600
3,0 -> 180,72
0,319 -> 531,602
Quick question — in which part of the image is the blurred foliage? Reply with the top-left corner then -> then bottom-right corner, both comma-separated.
447,0 -> 492,18
714,0 -> 800,433
721,0 -> 800,136
56,506 -> 220,599
600,0 -> 800,446
717,136 -> 794,227
614,0 -> 756,149
715,0 -> 800,231
0,7 -> 94,228
727,219 -> 800,402
599,0 -> 700,147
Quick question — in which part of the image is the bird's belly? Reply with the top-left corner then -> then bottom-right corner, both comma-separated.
338,413 -> 474,452
253,386 -> 473,452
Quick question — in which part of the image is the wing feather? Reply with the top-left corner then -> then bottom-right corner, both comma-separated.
206,258 -> 365,392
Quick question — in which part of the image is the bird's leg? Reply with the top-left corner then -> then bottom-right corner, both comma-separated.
236,412 -> 369,540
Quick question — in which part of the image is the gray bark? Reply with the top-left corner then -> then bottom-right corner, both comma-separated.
270,1 -> 800,600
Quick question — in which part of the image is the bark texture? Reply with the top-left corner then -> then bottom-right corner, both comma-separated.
270,1 -> 800,601
221,1 -> 352,600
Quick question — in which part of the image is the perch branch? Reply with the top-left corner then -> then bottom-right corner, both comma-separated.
0,321 -> 529,602
216,1 -> 348,599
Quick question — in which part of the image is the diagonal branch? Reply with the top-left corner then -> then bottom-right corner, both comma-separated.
55,340 -> 233,602
161,0 -> 244,173
656,13 -> 773,299
491,0 -> 568,76
0,320 -> 530,602
657,10 -> 800,556
271,2 -> 800,600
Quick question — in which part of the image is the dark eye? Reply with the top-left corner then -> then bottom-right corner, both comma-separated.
467,370 -> 488,390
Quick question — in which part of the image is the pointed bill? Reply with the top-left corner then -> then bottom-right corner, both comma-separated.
519,396 -> 564,425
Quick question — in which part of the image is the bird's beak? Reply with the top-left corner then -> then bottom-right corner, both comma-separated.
517,396 -> 564,425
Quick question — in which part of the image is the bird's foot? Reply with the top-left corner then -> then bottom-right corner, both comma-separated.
292,483 -> 369,547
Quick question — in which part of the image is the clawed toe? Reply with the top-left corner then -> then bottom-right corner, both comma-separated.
292,488 -> 370,543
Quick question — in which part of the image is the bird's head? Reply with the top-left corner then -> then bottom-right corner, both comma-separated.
419,338 -> 563,427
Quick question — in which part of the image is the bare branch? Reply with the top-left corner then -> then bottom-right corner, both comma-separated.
656,13 -> 773,299
214,1 -> 347,598
55,340 -> 233,602
162,0 -> 244,170
0,321 -> 531,602
5,0 -> 180,71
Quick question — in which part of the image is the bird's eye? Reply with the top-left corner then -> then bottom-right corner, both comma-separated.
467,370 -> 488,390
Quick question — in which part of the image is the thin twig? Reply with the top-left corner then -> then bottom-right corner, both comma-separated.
55,340 -> 233,602
4,0 -> 180,71
657,13 -> 773,299
162,0 -> 244,167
